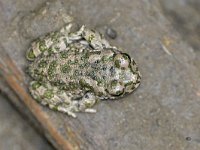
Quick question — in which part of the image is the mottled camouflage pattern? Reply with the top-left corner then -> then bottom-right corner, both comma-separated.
27,24 -> 141,117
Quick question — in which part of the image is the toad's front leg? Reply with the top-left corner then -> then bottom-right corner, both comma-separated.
77,92 -> 98,113
26,23 -> 82,61
29,81 -> 77,117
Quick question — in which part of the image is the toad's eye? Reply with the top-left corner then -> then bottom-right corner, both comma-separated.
107,80 -> 124,96
114,53 -> 131,69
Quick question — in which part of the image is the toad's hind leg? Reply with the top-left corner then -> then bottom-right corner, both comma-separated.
29,81 -> 98,117
26,23 -> 81,61
29,81 -> 77,117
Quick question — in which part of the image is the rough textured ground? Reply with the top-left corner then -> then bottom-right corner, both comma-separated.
160,0 -> 200,88
0,0 -> 200,150
0,95 -> 54,150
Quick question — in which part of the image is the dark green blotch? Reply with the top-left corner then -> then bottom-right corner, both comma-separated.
48,48 -> 54,55
81,56 -> 86,61
34,69 -> 40,75
55,46 -> 60,51
38,60 -> 47,68
51,32 -> 59,42
79,64 -> 85,69
43,90 -> 54,99
102,56 -> 113,62
39,40 -> 47,52
115,60 -> 121,68
49,60 -> 57,69
97,78 -> 103,85
68,60 -> 76,65
89,34 -> 95,42
27,49 -> 35,60
79,79 -> 94,92
111,80 -> 118,87
69,82 -> 78,90
97,91 -> 104,96
125,81 -> 133,86
74,70 -> 81,76
61,64 -> 71,73
75,48 -> 79,54
31,82 -> 41,90
51,106 -> 58,111
60,51 -> 68,58
102,65 -> 107,71
87,71 -> 97,80
59,84 -> 70,90
48,68 -> 55,79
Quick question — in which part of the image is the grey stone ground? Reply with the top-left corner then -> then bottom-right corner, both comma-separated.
160,0 -> 200,73
0,0 -> 200,150
0,95 -> 54,150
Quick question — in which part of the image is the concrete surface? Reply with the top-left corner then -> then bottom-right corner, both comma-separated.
160,0 -> 200,89
0,94 -> 54,150
0,0 -> 200,150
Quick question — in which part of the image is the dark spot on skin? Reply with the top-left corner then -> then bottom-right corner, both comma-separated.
95,60 -> 100,64
110,66 -> 115,75
34,69 -> 40,75
102,76 -> 106,80
74,70 -> 81,76
60,51 -> 68,58
85,94 -> 89,99
79,64 -> 85,69
110,66 -> 115,72
102,65 -> 107,71
88,71 -> 97,80
81,56 -> 86,61
106,27 -> 117,39
68,60 -> 72,64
